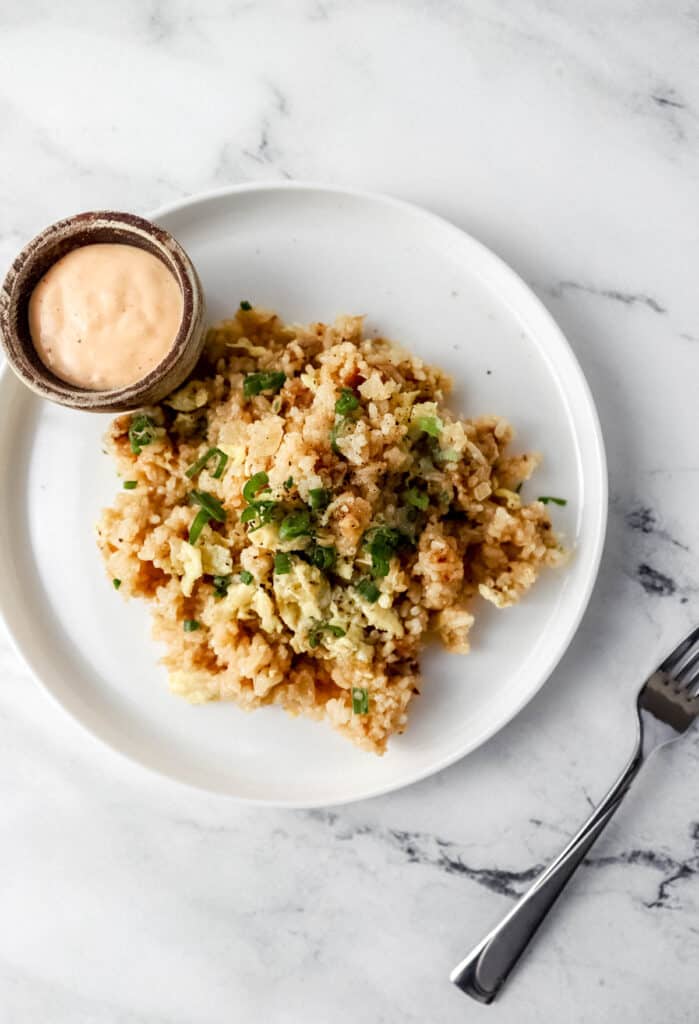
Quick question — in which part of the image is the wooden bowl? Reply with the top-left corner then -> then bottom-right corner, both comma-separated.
0,211 -> 206,412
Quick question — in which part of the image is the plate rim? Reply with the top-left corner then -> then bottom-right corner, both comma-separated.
0,181 -> 608,806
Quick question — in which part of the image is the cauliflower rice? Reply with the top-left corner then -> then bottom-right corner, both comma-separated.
97,306 -> 564,754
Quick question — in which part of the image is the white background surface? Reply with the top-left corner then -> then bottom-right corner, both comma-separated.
0,2 -> 697,1022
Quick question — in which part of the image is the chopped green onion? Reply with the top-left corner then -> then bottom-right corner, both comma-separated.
243,371 -> 286,398
538,496 -> 567,506
370,551 -> 390,578
283,476 -> 294,491
279,509 -> 311,541
239,300 -> 252,311
335,387 -> 360,416
356,578 -> 380,603
416,415 -> 443,438
404,487 -> 429,510
112,578 -> 122,590
212,574 -> 232,598
184,619 -> 200,632
274,552 -> 292,574
189,490 -> 227,522
364,526 -> 411,578
185,447 -> 228,480
352,687 -> 369,715
187,489 -> 228,543
310,544 -> 336,571
128,413 -> 157,455
123,480 -> 137,490
308,487 -> 331,511
239,570 -> 254,585
188,508 -> 211,545
258,502 -> 281,522
243,471 -> 270,503
308,621 -> 346,648
244,501 -> 282,531
437,448 -> 460,463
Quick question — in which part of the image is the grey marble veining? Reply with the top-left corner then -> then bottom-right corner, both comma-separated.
0,2 -> 698,1022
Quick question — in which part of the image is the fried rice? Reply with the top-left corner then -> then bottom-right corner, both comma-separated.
97,307 -> 564,754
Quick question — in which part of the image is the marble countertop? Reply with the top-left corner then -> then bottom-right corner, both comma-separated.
1,2 -> 697,1021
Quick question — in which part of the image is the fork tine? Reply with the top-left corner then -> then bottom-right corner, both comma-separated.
661,625 -> 699,674
684,663 -> 699,698
675,647 -> 699,689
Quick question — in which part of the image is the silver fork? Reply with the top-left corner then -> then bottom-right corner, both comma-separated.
450,625 -> 699,1003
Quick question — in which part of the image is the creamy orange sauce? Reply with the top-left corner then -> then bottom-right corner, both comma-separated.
28,243 -> 183,390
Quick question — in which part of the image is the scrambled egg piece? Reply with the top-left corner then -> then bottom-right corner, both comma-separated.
201,543 -> 233,576
170,539 -> 203,597
170,539 -> 233,595
165,380 -> 209,412
217,582 -> 284,634
410,400 -> 441,430
356,596 -> 405,638
273,561 -> 331,648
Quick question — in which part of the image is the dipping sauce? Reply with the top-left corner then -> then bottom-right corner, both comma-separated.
28,243 -> 183,390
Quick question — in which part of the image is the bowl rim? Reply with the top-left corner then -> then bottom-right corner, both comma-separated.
0,209 -> 205,412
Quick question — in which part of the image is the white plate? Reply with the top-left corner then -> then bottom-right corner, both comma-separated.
0,184 -> 606,806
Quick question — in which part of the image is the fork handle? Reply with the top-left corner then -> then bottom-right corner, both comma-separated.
450,746 -> 643,1003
